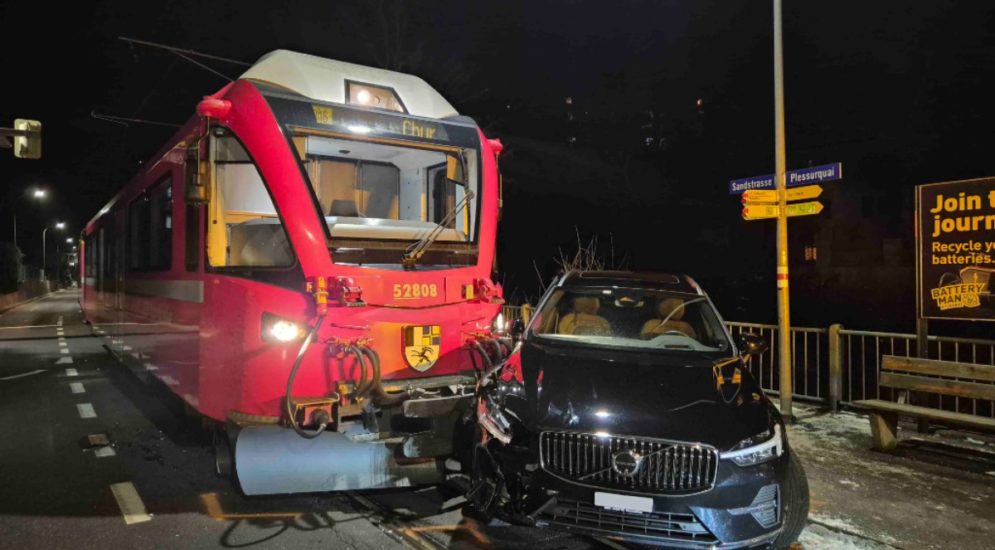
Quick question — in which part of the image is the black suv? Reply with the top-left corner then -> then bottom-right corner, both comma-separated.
460,271 -> 808,549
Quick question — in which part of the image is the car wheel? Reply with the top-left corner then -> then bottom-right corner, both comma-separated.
771,450 -> 809,549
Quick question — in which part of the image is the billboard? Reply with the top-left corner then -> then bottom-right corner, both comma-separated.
917,177 -> 995,321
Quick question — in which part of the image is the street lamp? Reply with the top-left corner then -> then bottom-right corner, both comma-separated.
42,221 -> 65,281
11,187 -> 47,250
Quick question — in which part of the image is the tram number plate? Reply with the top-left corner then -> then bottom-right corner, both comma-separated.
393,283 -> 439,300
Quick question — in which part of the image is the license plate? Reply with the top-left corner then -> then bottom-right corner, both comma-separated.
594,492 -> 653,514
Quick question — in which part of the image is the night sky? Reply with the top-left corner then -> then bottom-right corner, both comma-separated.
3,0 -> 995,330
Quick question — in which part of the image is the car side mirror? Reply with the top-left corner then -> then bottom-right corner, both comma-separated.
738,333 -> 768,357
511,318 -> 525,341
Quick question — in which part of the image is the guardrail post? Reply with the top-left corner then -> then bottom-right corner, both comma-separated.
828,323 -> 843,413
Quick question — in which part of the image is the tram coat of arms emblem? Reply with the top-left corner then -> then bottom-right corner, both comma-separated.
403,325 -> 441,371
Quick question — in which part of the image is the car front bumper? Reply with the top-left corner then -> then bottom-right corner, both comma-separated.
528,452 -> 792,548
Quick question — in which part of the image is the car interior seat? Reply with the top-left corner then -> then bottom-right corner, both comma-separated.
558,296 -> 612,336
640,298 -> 697,339
329,199 -> 361,217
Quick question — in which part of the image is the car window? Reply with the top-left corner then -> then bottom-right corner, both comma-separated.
530,287 -> 731,353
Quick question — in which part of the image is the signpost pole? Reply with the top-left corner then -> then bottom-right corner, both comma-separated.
774,0 -> 793,421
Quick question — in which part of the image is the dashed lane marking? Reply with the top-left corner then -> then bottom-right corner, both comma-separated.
60,348 -> 70,354
110,482 -> 152,525
77,403 -> 97,419
56,356 -> 73,364
59,342 -> 67,348
57,316 -> 63,327
70,382 -> 85,394
0,369 -> 46,381
94,446 -> 116,458
65,368 -> 78,376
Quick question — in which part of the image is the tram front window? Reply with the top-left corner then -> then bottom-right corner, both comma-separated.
296,134 -> 480,268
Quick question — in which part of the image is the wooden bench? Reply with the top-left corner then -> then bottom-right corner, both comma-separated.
853,355 -> 995,451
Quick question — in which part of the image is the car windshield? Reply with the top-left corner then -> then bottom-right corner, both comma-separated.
529,287 -> 732,353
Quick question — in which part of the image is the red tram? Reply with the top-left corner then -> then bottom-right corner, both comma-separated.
81,51 -> 506,494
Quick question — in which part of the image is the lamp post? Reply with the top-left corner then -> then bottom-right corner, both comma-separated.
11,187 -> 46,250
42,221 -> 65,281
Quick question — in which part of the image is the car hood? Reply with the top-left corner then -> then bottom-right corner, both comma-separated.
515,340 -> 776,452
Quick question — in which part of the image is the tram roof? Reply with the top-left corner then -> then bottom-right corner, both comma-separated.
240,50 -> 459,120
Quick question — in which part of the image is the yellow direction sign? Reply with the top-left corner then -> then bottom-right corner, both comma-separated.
786,201 -> 823,217
786,185 -> 822,202
741,189 -> 778,204
742,204 -> 779,220
743,201 -> 824,221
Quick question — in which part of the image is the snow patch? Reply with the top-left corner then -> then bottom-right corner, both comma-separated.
799,523 -> 900,550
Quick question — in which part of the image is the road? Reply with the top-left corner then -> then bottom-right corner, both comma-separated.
0,290 -> 605,550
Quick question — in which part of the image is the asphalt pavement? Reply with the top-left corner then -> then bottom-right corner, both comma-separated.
0,290 -> 604,550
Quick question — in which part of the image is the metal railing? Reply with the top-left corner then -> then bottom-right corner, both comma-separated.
500,304 -> 995,420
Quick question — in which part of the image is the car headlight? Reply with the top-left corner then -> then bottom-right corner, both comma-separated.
721,424 -> 783,466
262,313 -> 305,344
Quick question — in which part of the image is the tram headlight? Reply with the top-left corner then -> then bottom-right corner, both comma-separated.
262,313 -> 305,344
492,312 -> 507,333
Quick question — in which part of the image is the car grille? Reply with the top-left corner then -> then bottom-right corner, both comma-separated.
539,431 -> 718,494
539,497 -> 717,544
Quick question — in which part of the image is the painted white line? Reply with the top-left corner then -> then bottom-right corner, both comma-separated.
59,342 -> 68,348
57,316 -> 63,326
110,482 -> 152,525
88,434 -> 109,446
111,340 -> 123,345
122,346 -> 133,351
0,369 -> 46,381
60,348 -> 70,354
58,337 -> 66,342
56,330 -> 65,335
0,324 -> 61,330
70,382 -> 85,394
56,356 -> 74,364
94,446 -> 116,458
77,403 -> 97,419
65,368 -> 79,376
143,363 -> 158,371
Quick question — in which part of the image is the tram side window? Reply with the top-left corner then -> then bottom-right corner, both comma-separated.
207,130 -> 293,268
127,176 -> 173,271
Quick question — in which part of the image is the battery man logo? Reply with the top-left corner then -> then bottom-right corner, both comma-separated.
931,282 -> 985,310
403,325 -> 441,371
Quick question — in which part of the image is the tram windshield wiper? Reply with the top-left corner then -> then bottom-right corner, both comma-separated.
403,189 -> 475,269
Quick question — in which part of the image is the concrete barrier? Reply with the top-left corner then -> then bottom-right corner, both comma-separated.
0,281 -> 61,313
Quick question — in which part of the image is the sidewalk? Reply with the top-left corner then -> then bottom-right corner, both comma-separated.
788,403 -> 995,549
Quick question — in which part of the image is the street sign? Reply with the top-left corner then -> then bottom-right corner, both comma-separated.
741,189 -> 778,204
786,184 -> 822,201
785,201 -> 823,217
742,204 -> 779,220
742,201 -> 824,221
729,162 -> 842,194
